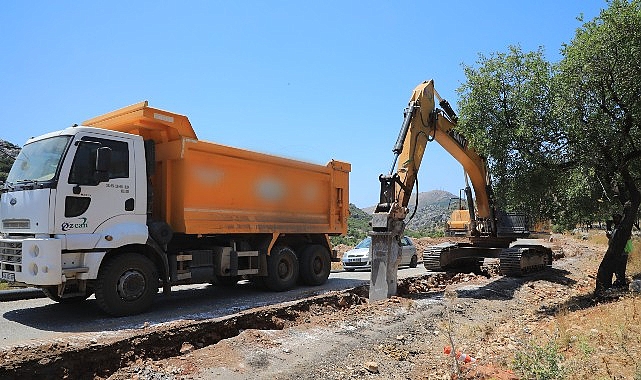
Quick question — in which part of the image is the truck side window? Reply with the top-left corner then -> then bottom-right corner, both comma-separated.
68,137 -> 129,183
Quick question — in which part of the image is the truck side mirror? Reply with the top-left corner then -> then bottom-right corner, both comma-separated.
94,146 -> 112,183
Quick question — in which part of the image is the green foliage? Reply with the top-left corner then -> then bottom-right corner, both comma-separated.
457,46 -> 562,220
331,203 -> 371,246
556,0 -> 641,235
512,340 -> 567,380
550,224 -> 566,234
0,139 -> 19,183
405,227 -> 444,238
457,0 -> 641,229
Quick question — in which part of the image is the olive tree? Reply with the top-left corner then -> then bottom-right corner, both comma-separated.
456,46 -> 565,221
557,0 -> 641,247
456,0 -> 641,235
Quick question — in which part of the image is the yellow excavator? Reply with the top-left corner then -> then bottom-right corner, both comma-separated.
369,80 -> 552,300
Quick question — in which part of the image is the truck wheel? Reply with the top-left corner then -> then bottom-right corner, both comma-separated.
95,253 -> 159,316
299,245 -> 331,286
265,246 -> 299,291
42,285 -> 93,303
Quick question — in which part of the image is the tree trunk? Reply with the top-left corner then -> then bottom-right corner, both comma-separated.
611,169 -> 641,257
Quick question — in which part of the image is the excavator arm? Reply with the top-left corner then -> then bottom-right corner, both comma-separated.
373,80 -> 495,235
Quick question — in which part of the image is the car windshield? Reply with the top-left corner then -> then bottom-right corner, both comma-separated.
6,136 -> 71,184
355,237 -> 372,249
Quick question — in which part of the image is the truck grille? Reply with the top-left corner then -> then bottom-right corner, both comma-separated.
0,239 -> 23,273
2,219 -> 31,229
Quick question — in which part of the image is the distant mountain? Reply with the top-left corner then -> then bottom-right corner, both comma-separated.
0,139 -> 19,182
362,190 -> 461,231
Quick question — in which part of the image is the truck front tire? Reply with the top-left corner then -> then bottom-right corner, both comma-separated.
265,246 -> 299,292
95,253 -> 159,316
299,245 -> 331,286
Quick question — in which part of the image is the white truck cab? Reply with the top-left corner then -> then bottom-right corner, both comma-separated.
0,126 -> 149,305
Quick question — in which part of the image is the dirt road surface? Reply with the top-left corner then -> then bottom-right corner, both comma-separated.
1,233 -> 640,379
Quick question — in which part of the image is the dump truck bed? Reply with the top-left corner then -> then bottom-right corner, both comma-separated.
84,101 -> 350,236
153,139 -> 350,235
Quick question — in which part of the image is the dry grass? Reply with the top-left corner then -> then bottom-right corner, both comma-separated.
524,234 -> 641,379
586,231 -> 641,277
627,237 -> 641,277
547,296 -> 641,378
587,232 -> 609,246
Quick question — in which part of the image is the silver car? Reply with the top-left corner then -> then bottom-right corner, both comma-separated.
341,236 -> 419,271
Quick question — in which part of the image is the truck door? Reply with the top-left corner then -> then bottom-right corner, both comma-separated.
54,133 -> 140,240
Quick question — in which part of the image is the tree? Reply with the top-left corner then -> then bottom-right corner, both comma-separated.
0,140 -> 19,183
557,0 -> 641,261
456,46 -> 564,221
456,0 -> 641,236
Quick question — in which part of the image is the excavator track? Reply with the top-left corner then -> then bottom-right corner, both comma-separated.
423,243 -> 458,271
424,242 -> 553,276
498,245 -> 553,276
423,242 -> 488,273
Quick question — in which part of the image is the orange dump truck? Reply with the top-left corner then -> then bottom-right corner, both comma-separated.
0,101 -> 350,316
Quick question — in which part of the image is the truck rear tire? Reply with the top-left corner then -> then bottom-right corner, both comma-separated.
95,253 -> 159,316
299,245 -> 331,286
264,246 -> 299,292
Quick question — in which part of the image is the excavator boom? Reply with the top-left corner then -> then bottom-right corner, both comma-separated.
373,81 -> 494,232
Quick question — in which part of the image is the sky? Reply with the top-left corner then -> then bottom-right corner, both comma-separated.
0,1 -> 606,208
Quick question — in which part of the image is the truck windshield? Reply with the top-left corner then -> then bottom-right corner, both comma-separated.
6,136 -> 71,184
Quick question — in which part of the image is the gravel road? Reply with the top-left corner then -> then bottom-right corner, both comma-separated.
0,267 -> 426,349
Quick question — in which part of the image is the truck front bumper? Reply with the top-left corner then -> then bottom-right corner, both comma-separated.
0,237 -> 62,286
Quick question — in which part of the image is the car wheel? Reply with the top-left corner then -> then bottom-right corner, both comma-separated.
409,255 -> 418,268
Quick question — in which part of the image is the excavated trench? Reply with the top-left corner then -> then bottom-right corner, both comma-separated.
0,273 -> 475,380
0,288 -> 369,380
